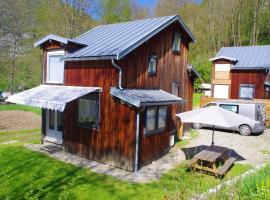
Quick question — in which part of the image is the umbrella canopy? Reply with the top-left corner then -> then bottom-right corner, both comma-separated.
175,106 -> 256,128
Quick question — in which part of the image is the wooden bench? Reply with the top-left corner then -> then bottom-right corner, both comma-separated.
189,156 -> 197,165
217,157 -> 237,177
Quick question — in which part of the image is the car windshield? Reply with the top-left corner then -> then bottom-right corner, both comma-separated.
203,103 -> 217,108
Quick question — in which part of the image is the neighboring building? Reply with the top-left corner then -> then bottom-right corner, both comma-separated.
198,83 -> 211,97
210,45 -> 270,100
7,15 -> 198,171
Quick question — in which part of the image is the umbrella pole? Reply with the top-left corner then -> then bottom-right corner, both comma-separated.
211,125 -> 215,146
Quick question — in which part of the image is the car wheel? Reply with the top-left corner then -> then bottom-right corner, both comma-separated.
239,124 -> 251,136
193,123 -> 202,129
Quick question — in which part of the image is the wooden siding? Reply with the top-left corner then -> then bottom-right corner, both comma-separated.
64,60 -> 137,171
231,70 -> 267,99
117,23 -> 192,166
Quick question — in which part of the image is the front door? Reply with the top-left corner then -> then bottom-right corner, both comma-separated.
45,110 -> 63,144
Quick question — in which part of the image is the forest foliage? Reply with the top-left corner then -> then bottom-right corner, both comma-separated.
0,0 -> 270,92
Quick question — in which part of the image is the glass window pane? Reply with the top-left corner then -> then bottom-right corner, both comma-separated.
49,110 -> 55,130
146,108 -> 157,132
220,105 -> 238,113
173,34 -> 181,52
57,111 -> 63,132
48,54 -> 64,83
158,107 -> 167,129
148,54 -> 157,74
78,94 -> 98,127
240,85 -> 254,99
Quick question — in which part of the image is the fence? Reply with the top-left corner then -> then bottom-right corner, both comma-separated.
199,96 -> 270,127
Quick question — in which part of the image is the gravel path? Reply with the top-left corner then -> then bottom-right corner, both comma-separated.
0,111 -> 41,132
187,128 -> 270,166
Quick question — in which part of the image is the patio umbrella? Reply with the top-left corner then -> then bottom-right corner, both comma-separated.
175,106 -> 257,146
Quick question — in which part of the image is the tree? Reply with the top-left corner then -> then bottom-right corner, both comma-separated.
0,0 -> 33,93
97,0 -> 132,24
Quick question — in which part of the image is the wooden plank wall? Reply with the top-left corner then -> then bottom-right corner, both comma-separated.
231,70 -> 266,99
64,61 -> 137,171
118,23 -> 193,167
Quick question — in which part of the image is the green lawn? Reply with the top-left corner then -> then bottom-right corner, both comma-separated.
193,93 -> 203,108
0,142 -> 250,200
0,104 -> 41,115
209,163 -> 270,200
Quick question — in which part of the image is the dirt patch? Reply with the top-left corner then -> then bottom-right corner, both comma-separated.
0,111 -> 41,132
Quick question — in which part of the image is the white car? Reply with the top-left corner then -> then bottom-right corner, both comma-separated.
193,100 -> 265,136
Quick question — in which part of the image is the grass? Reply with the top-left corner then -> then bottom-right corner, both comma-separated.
193,93 -> 203,108
0,144 -> 250,200
260,149 -> 270,155
209,163 -> 270,200
0,104 -> 41,115
0,129 -> 41,144
176,129 -> 199,148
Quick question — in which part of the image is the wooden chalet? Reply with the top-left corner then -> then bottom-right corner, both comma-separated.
7,15 -> 198,171
210,45 -> 270,100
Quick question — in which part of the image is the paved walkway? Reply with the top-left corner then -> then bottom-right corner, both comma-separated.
25,142 -> 187,183
25,128 -> 270,183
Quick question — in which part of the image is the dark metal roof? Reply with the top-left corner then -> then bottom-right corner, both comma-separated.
187,64 -> 200,78
34,34 -> 86,48
110,87 -> 182,107
62,15 -> 195,61
211,45 -> 270,70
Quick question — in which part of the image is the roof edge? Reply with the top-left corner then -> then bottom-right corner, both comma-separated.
34,33 -> 86,48
209,56 -> 237,62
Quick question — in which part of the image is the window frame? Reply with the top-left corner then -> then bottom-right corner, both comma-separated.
172,32 -> 181,54
239,84 -> 255,99
144,106 -> 168,136
46,50 -> 65,84
77,93 -> 100,129
147,53 -> 158,76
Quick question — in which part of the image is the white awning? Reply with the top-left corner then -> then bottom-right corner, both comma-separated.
6,85 -> 101,112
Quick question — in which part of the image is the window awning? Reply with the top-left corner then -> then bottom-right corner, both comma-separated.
6,85 -> 101,112
110,87 -> 182,107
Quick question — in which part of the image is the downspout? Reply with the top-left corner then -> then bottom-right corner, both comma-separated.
135,112 -> 140,172
111,59 -> 123,90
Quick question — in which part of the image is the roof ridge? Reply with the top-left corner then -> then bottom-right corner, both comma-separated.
98,15 -> 177,27
221,45 -> 270,48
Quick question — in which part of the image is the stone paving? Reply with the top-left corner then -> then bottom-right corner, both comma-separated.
25,128 -> 270,183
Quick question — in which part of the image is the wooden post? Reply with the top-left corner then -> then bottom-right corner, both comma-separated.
177,121 -> 184,140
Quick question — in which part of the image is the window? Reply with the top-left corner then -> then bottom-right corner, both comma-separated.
145,106 -> 167,136
219,104 -> 238,113
47,50 -> 65,83
239,84 -> 255,99
172,32 -> 181,54
172,81 -> 180,96
203,103 -> 217,108
148,54 -> 157,75
48,110 -> 63,132
78,93 -> 99,128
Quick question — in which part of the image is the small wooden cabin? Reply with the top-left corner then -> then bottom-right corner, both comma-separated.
7,15 -> 198,171
210,45 -> 270,100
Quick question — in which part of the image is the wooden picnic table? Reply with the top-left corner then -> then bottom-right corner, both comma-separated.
190,146 -> 234,177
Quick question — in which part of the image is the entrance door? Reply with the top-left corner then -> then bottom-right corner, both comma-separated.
45,110 -> 63,144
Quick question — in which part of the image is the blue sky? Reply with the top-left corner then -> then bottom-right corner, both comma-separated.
137,0 -> 203,8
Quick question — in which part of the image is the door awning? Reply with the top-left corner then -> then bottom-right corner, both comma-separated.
6,85 -> 101,112
110,87 -> 182,107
